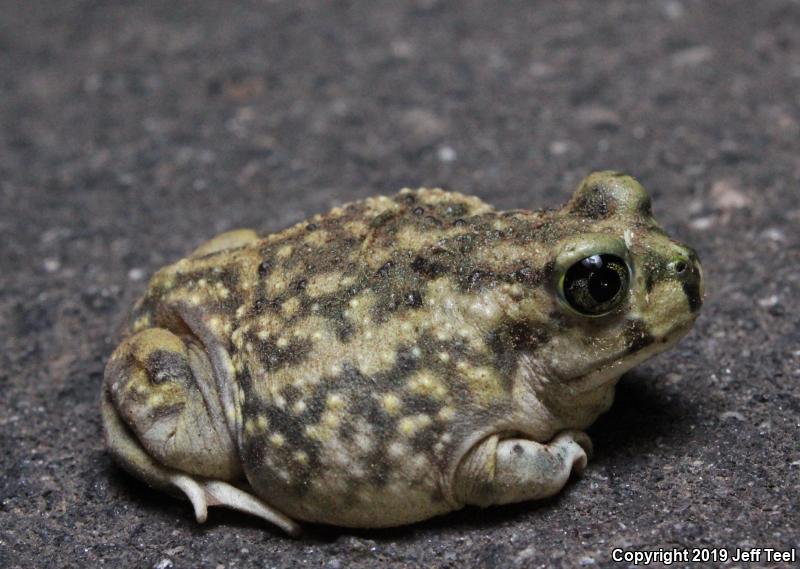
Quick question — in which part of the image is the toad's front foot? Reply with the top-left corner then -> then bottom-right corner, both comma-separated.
454,430 -> 592,507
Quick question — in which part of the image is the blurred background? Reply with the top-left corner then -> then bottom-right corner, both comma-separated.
1,1 -> 798,568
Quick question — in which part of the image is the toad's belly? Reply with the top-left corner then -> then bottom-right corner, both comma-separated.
241,431 -> 456,526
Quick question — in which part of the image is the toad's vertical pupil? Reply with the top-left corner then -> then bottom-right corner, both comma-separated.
588,267 -> 621,303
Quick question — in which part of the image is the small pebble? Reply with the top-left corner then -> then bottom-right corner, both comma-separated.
711,179 -> 751,210
164,546 -> 184,556
671,45 -> 714,67
663,1 -> 685,20
577,105 -> 621,130
720,411 -> 745,421
760,228 -> 785,242
390,39 -> 414,59
437,145 -> 457,162
128,268 -> 145,281
689,215 -> 716,230
757,295 -> 779,308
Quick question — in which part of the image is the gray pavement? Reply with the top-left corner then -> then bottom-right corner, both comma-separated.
1,1 -> 798,567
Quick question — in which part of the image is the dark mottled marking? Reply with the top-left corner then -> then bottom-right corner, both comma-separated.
337,419 -> 354,443
393,345 -> 422,377
370,210 -> 396,229
451,233 -> 476,254
329,364 -> 403,487
281,385 -> 303,406
237,368 -> 254,392
130,294 -> 158,326
638,194 -> 653,215
403,393 -> 444,417
242,437 -> 267,473
486,320 -> 549,378
624,319 -> 655,353
412,206 -> 425,215
411,256 -> 448,279
463,269 -> 495,292
376,260 -> 395,278
644,273 -> 658,293
571,185 -> 616,219
487,229 -> 506,241
170,267 -> 243,313
264,404 -> 313,450
335,319 -> 356,342
247,331 -> 312,372
147,402 -> 186,420
683,280 -> 702,313
423,215 -> 443,227
241,396 -> 323,496
306,223 -> 318,231
370,255 -> 432,320
172,267 -> 234,288
405,290 -> 423,307
307,282 -> 366,340
512,443 -> 524,456
251,288 -> 282,315
642,251 -> 672,292
146,350 -> 192,384
540,260 -> 556,287
546,308 -> 573,332
682,251 -> 703,313
301,390 -> 330,427
364,401 -> 393,485
442,202 -> 469,218
453,218 -> 467,227
510,265 -> 544,286
410,420 -> 445,454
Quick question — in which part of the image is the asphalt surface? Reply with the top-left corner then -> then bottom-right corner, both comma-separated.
1,1 -> 799,568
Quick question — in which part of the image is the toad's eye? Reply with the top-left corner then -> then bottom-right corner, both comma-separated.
561,254 -> 629,316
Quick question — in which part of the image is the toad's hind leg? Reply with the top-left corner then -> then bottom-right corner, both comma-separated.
190,229 -> 259,257
102,327 -> 300,536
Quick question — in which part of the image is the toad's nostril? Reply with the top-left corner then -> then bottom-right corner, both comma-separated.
669,258 -> 689,277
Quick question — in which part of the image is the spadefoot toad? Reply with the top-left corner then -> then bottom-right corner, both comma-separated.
102,171 -> 703,535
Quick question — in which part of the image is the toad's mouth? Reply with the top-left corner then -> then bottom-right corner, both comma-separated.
566,318 -> 697,392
